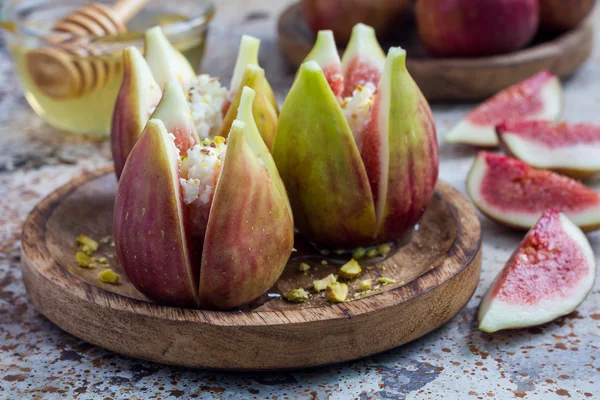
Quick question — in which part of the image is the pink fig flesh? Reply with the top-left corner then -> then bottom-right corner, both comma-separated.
497,120 -> 600,177
478,210 -> 596,332
114,119 -> 198,307
467,152 -> 600,231
111,46 -> 161,179
341,24 -> 386,97
446,71 -> 562,147
199,121 -> 294,309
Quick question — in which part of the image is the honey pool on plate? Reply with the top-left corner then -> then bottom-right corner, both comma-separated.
7,8 -> 208,135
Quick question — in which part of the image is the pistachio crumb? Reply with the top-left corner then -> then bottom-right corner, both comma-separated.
352,247 -> 366,259
285,288 -> 310,303
326,282 -> 348,303
313,274 -> 337,292
377,244 -> 392,256
382,266 -> 387,271
76,252 -> 93,268
214,136 -> 226,145
98,269 -> 120,284
298,263 -> 311,272
378,277 -> 396,285
76,234 -> 99,254
359,279 -> 372,291
338,259 -> 362,279
366,248 -> 378,258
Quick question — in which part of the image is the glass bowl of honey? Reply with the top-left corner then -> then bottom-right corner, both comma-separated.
1,0 -> 215,135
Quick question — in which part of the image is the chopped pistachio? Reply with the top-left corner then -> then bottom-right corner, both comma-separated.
366,248 -> 378,258
214,136 -> 226,145
377,244 -> 392,256
97,257 -> 108,264
378,277 -> 396,285
76,234 -> 99,254
285,288 -> 310,303
338,259 -> 362,279
202,138 -> 212,146
298,263 -> 311,272
359,279 -> 372,291
326,282 -> 348,303
352,247 -> 367,259
76,252 -> 93,268
313,274 -> 337,292
98,269 -> 120,284
321,260 -> 328,265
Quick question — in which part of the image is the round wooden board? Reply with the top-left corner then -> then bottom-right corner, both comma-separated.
21,167 -> 481,370
278,3 -> 593,101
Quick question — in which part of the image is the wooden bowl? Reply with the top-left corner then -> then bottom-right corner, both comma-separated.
21,167 -> 481,370
278,2 -> 593,101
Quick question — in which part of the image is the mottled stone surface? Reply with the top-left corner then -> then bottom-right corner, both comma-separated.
1,1 -> 600,399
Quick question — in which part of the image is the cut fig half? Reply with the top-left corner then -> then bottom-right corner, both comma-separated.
446,71 -> 562,147
479,209 -> 596,333
144,26 -> 197,88
467,152 -> 600,231
497,120 -> 600,178
341,23 -> 386,97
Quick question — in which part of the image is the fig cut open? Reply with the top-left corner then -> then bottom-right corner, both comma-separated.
497,120 -> 600,178
467,152 -> 600,231
479,209 -> 596,333
446,71 -> 562,147
114,87 -> 293,309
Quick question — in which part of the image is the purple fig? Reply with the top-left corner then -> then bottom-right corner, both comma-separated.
114,87 -> 293,309
273,24 -> 438,248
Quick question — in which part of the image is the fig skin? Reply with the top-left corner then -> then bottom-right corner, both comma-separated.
110,46 -> 161,179
415,0 -> 539,57
114,119 -> 199,308
302,0 -> 412,44
114,88 -> 293,310
539,0 -> 596,32
274,45 -> 438,248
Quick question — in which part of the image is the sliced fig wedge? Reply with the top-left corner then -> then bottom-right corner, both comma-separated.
303,30 -> 344,97
144,26 -> 196,88
478,210 -> 596,333
446,71 -> 562,147
111,46 -> 162,179
149,79 -> 200,159
341,23 -> 386,97
362,47 -> 438,242
467,152 -> 600,231
114,119 -> 198,307
274,61 -> 378,248
497,120 -> 600,178
227,35 -> 278,113
219,65 -> 278,150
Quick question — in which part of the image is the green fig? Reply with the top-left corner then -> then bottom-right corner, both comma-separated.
302,30 -> 343,98
273,24 -> 438,248
114,87 -> 293,309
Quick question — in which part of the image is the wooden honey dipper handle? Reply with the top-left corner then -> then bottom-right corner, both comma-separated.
27,0 -> 151,100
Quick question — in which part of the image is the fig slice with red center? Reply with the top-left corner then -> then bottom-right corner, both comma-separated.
302,30 -> 344,98
478,209 -> 596,333
446,71 -> 562,147
497,120 -> 600,178
340,23 -> 386,97
467,152 -> 600,231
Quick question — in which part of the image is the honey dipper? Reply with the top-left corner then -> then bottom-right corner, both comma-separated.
26,0 -> 150,100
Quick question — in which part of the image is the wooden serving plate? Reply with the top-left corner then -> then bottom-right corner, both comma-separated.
278,3 -> 593,101
21,167 -> 481,370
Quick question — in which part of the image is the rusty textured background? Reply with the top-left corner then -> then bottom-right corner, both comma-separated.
1,1 -> 599,398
